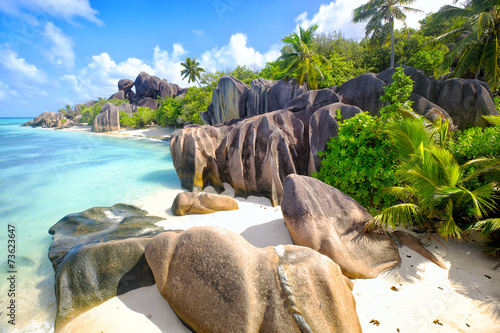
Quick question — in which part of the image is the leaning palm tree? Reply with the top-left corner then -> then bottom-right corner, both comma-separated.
353,0 -> 422,68
431,0 -> 500,91
278,25 -> 331,90
180,57 -> 205,88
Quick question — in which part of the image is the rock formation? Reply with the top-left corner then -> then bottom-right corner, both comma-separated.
172,67 -> 498,204
48,204 -> 169,329
334,66 -> 497,129
109,90 -> 125,100
171,192 -> 239,216
26,111 -> 65,128
145,226 -> 362,332
171,109 -> 309,206
118,79 -> 134,95
281,174 -> 401,279
138,97 -> 159,110
202,78 -> 306,125
135,72 -> 162,101
92,102 -> 120,132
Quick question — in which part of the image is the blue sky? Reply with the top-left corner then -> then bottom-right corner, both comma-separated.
0,0 -> 453,117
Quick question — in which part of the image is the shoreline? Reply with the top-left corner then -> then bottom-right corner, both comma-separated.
14,121 -> 500,332
59,183 -> 500,333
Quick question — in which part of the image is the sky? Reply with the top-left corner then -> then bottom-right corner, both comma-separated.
0,0 -> 454,117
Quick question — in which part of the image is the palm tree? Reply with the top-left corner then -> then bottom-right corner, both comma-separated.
180,57 -> 205,88
278,25 -> 331,90
353,0 -> 422,68
432,0 -> 500,91
367,117 -> 499,240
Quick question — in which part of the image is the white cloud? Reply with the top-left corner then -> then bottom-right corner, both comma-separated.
61,44 -> 191,102
295,0 -> 455,40
193,29 -> 205,37
201,33 -> 281,73
42,22 -> 75,68
0,0 -> 102,25
0,47 -> 47,83
63,52 -> 154,101
152,44 -> 191,85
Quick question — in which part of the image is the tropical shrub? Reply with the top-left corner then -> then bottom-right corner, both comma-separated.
449,125 -> 500,164
379,66 -> 415,118
314,112 -> 399,212
80,98 -> 128,124
118,107 -> 155,129
156,97 -> 182,127
368,117 -> 499,240
177,87 -> 210,126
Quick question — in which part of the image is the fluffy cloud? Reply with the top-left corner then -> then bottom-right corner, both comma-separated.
201,33 -> 280,72
0,0 -> 102,25
295,0 -> 455,40
62,52 -> 154,101
0,46 -> 47,83
42,22 -> 75,68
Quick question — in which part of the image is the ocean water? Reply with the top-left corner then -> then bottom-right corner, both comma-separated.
0,118 -> 181,332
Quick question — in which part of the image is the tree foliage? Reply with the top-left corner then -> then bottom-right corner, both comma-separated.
353,0 -> 422,68
181,57 -> 206,87
278,25 -> 331,89
432,0 -> 500,90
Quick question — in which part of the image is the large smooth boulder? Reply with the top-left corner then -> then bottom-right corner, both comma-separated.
335,73 -> 386,116
308,102 -> 363,173
134,72 -> 161,101
281,174 -> 401,279
435,78 -> 497,129
206,76 -> 250,125
138,97 -> 159,110
118,79 -> 134,95
145,226 -> 361,333
30,111 -> 65,128
159,79 -> 182,99
92,103 -> 120,132
171,192 -> 238,216
116,102 -> 137,116
48,204 -> 168,330
109,90 -> 125,100
245,78 -> 306,117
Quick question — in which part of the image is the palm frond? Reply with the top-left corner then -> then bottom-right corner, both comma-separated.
367,203 -> 425,229
483,115 -> 500,126
470,218 -> 500,237
438,200 -> 464,240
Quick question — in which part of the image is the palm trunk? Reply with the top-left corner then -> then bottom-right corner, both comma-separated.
390,17 -> 395,68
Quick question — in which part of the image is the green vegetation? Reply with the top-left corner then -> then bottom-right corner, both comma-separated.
80,98 -> 129,124
315,112 -> 399,212
119,107 -> 156,128
278,25 -> 331,89
432,0 -> 500,90
379,66 -> 417,118
353,0 -> 422,68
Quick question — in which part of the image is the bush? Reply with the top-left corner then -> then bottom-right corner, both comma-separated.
379,66 -> 415,119
80,98 -> 129,124
314,112 -> 399,212
449,125 -> 500,164
118,107 -> 155,129
156,97 -> 182,127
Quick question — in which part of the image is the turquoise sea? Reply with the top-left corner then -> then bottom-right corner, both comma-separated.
0,118 -> 181,332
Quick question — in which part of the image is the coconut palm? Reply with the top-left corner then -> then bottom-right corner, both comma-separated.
353,0 -> 422,68
278,25 -> 331,90
180,57 -> 205,88
367,117 -> 499,240
432,0 -> 500,91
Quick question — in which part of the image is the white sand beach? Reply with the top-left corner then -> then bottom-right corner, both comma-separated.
59,183 -> 500,333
